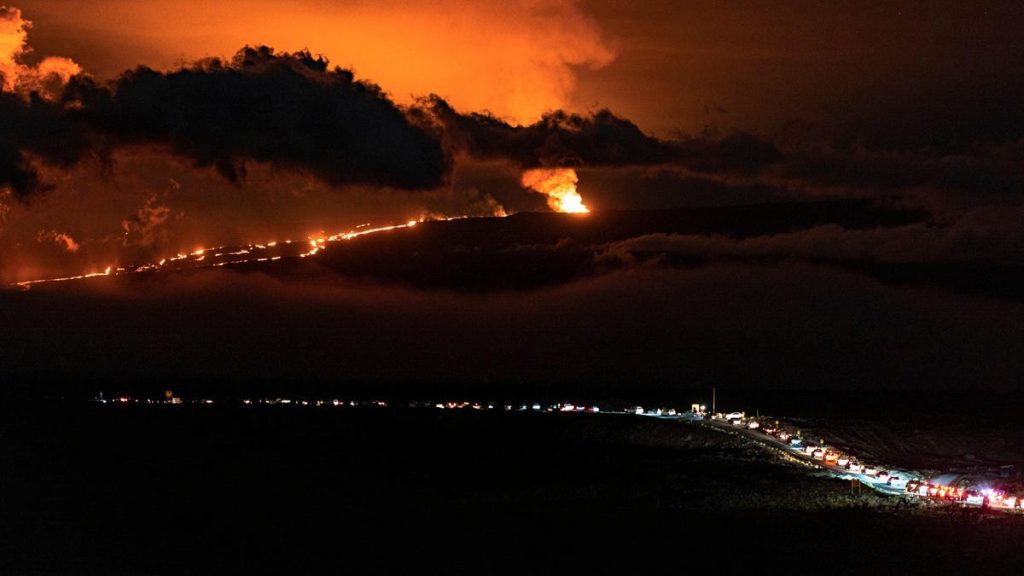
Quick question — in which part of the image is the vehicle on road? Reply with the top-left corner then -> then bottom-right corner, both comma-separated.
887,474 -> 909,489
964,491 -> 985,506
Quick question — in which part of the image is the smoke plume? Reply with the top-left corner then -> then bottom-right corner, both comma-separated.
521,168 -> 588,213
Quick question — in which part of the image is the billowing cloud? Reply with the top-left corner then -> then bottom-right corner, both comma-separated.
1,5 -> 90,200
1,38 -> 782,209
425,96 -> 782,174
0,45 -> 452,202
0,6 -> 79,97
69,46 -> 449,191
35,228 -> 78,252
595,214 -> 1024,270
0,5 -> 27,89
120,192 -> 180,253
0,88 -> 95,199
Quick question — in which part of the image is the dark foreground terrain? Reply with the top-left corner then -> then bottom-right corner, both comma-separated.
2,403 -> 1023,575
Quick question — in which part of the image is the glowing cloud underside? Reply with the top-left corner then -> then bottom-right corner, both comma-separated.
520,168 -> 589,214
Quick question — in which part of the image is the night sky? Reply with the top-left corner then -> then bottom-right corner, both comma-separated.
2,1 -> 1023,392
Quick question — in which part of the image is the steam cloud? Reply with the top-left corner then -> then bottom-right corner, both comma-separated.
35,229 -> 79,252
521,168 -> 589,213
0,6 -> 80,97
120,193 -> 180,252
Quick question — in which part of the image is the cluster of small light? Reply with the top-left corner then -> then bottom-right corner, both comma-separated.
901,481 -> 1023,510
711,411 -> 909,485
94,395 -> 695,417
707,411 -> 1024,512
92,395 -> 607,413
89,393 -> 1024,511
97,396 -> 183,405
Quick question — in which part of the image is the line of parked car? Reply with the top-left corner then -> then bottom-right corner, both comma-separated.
714,412 -> 1024,510
903,481 -> 1024,509
713,412 -> 911,489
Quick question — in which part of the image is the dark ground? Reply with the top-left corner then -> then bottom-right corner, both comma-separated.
2,403 -> 1023,575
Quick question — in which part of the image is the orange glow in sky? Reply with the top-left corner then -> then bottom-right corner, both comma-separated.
14,0 -> 615,124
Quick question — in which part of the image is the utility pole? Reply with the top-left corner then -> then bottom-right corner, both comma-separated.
712,387 -> 716,414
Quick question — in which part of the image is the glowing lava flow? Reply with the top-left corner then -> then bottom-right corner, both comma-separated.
304,219 -> 424,257
14,266 -> 114,288
11,217 -> 466,290
10,170 -> 593,289
521,168 -> 589,214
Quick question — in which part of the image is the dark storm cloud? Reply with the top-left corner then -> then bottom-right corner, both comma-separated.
2,42 -> 1021,227
423,95 -> 781,174
0,47 -> 451,200
425,94 -> 1024,213
66,46 -> 449,190
0,90 -> 97,199
3,45 -> 785,202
